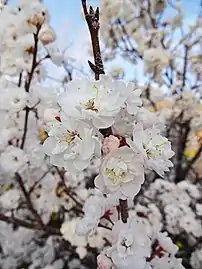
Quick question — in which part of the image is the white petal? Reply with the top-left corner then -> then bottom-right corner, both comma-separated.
43,137 -> 56,156
121,180 -> 142,198
74,159 -> 90,171
94,175 -> 106,193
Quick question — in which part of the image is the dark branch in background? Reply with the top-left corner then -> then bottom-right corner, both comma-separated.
20,26 -> 41,149
186,144 -> 202,169
0,213 -> 60,235
165,64 -> 174,87
145,83 -> 157,111
28,166 -> 54,195
116,18 -> 142,61
175,119 -> 191,183
18,72 -> 22,87
0,167 -> 113,235
55,166 -> 113,227
176,235 -> 202,267
15,172 -> 46,229
166,111 -> 184,138
181,45 -> 189,91
177,144 -> 202,183
55,167 -> 84,210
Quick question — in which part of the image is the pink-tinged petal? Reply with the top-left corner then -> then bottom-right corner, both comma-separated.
97,254 -> 112,269
102,135 -> 120,154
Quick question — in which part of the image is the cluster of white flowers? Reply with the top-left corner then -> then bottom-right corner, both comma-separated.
45,74 -> 174,195
50,71 -> 184,268
144,179 -> 202,239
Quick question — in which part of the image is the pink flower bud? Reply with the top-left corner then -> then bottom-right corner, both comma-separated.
102,135 -> 120,154
28,13 -> 46,27
97,254 -> 112,269
39,26 -> 56,45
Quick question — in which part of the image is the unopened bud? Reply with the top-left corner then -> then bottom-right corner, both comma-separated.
27,12 -> 46,27
39,25 -> 56,45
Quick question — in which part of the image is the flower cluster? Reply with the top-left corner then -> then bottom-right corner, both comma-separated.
44,75 -> 174,202
50,73 -> 183,269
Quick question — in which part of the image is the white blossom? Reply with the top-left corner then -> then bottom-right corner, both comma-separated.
0,85 -> 28,113
0,189 -> 21,210
106,218 -> 151,269
76,194 -> 106,236
0,146 -> 28,175
60,218 -> 87,247
43,114 -> 101,173
95,146 -> 145,199
58,75 -> 135,129
39,24 -> 56,45
190,246 -> 202,269
127,123 -> 174,177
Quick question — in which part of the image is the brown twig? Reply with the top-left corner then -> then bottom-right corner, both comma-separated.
55,167 -> 84,210
187,144 -> 202,169
181,45 -> 189,91
15,172 -> 45,229
119,199 -> 129,223
20,26 -> 41,149
175,119 -> 191,182
145,82 -> 157,111
28,166 -> 54,195
55,167 -> 115,227
0,212 -> 60,235
18,72 -> 22,87
81,0 -> 104,80
98,223 -> 112,231
177,144 -> 202,182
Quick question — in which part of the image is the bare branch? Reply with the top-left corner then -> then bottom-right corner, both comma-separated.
20,26 -> 41,149
15,172 -> 45,229
181,45 -> 189,91
81,0 -> 104,80
0,212 -> 60,235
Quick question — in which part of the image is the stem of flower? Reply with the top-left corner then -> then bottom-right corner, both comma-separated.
20,26 -> 41,149
81,0 -> 113,139
119,199 -> 129,223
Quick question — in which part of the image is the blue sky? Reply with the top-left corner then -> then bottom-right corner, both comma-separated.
42,0 -> 200,81
44,0 -> 99,31
9,0 -> 201,49
44,0 -> 99,46
42,0 -> 100,80
45,0 -> 200,27
9,0 -> 201,81
45,0 -> 200,38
